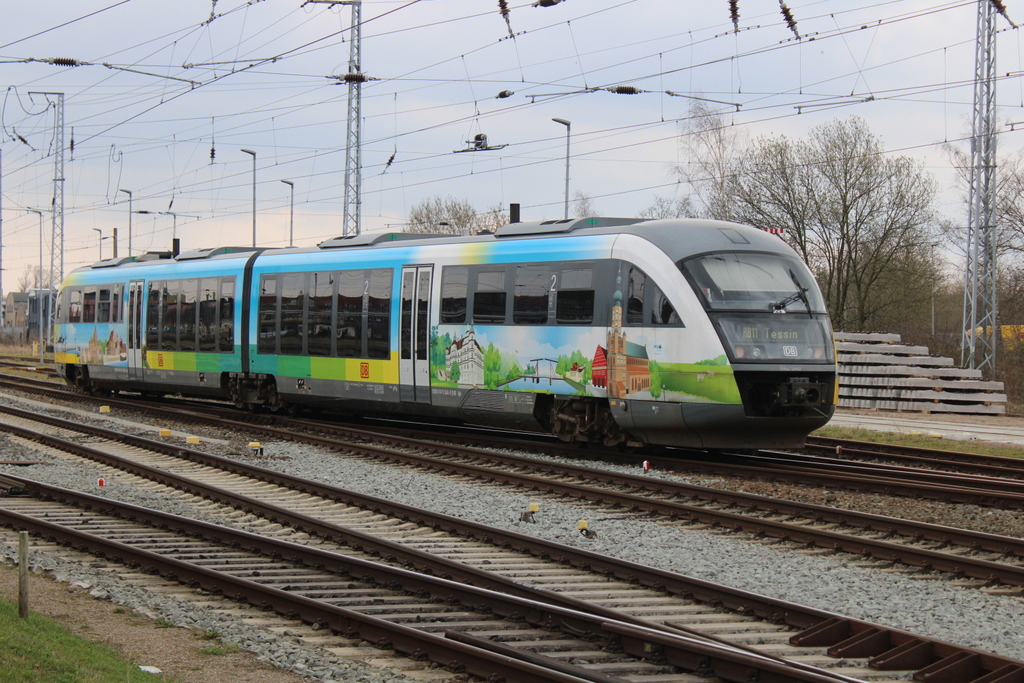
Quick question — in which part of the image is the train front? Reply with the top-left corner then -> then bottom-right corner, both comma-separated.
676,244 -> 836,449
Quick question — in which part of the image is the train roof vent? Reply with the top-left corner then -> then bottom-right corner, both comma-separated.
176,246 -> 257,261
135,250 -> 174,262
318,232 -> 437,249
495,216 -> 643,237
90,256 -> 136,269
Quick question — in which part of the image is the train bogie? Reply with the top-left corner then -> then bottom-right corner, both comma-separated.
54,217 -> 835,450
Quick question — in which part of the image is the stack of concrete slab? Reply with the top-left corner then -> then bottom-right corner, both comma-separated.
835,332 -> 1007,414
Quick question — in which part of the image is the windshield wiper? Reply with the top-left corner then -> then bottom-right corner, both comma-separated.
771,269 -> 810,313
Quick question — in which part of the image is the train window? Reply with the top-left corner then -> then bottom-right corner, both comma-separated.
473,269 -> 506,324
82,289 -> 97,323
111,284 -> 122,323
555,265 -> 594,325
651,284 -> 683,326
146,282 -> 162,348
280,273 -> 305,356
308,271 -> 334,357
97,288 -> 111,324
400,271 -> 414,360
162,281 -> 180,351
440,266 -> 468,324
416,270 -> 430,360
258,276 -> 278,354
180,279 -> 198,351
55,289 -> 66,324
514,265 -> 549,325
367,269 -> 392,360
68,289 -> 82,323
337,269 -> 364,358
560,265 -> 592,289
627,268 -> 645,325
198,278 -> 219,353
219,277 -> 235,352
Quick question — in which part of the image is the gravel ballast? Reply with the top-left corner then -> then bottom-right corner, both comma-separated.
2,395 -> 1024,668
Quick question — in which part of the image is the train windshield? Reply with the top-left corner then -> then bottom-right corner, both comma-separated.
680,252 -> 826,314
680,252 -> 833,364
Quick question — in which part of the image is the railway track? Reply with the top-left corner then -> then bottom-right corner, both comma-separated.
2,404 -> 1024,682
5,386 -> 1024,592
3,373 -> 1023,510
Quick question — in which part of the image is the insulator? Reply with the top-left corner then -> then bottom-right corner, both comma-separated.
779,1 -> 799,37
50,57 -> 80,67
729,0 -> 739,30
343,72 -> 367,83
609,86 -> 640,95
496,89 -> 514,98
497,0 -> 510,17
533,0 -> 564,5
210,146 -> 216,163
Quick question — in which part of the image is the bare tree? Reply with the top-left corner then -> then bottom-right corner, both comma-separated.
407,197 -> 511,235
637,194 -> 695,220
474,204 -> 508,233
407,196 -> 479,235
676,100 -> 747,221
727,117 -> 938,331
17,265 -> 52,292
571,191 -> 597,218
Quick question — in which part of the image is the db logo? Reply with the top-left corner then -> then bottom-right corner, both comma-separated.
783,345 -> 798,357
359,362 -> 370,379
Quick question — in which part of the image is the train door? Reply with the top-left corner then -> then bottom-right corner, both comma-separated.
399,265 -> 433,403
126,280 -> 145,382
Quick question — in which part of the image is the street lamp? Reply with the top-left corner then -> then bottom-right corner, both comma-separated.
241,149 -> 257,247
92,228 -> 103,260
27,209 -> 44,363
552,118 -> 571,219
281,180 -> 294,247
118,189 -> 132,257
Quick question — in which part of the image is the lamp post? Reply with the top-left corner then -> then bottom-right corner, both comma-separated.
552,118 -> 571,219
92,228 -> 103,260
241,149 -> 257,247
27,209 -> 44,362
281,180 -> 294,247
118,189 -> 132,257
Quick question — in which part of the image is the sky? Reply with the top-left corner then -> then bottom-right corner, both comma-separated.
0,0 -> 1020,296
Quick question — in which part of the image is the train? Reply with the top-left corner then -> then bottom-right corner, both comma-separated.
53,216 -> 836,450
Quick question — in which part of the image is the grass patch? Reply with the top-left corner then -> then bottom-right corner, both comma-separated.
154,619 -> 175,628
199,642 -> 238,656
813,425 -> 1024,460
0,598 -> 161,682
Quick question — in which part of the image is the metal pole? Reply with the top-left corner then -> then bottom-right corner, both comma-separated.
552,118 -> 571,219
0,148 -> 4,327
18,530 -> 28,619
118,189 -> 132,257
29,209 -> 44,363
93,228 -> 103,260
241,149 -> 256,247
281,180 -> 294,247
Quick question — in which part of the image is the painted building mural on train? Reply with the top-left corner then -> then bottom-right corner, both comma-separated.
431,287 -> 742,405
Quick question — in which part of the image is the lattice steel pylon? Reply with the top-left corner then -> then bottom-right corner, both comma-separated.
29,92 -> 64,344
962,0 -> 998,375
342,0 -> 363,236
